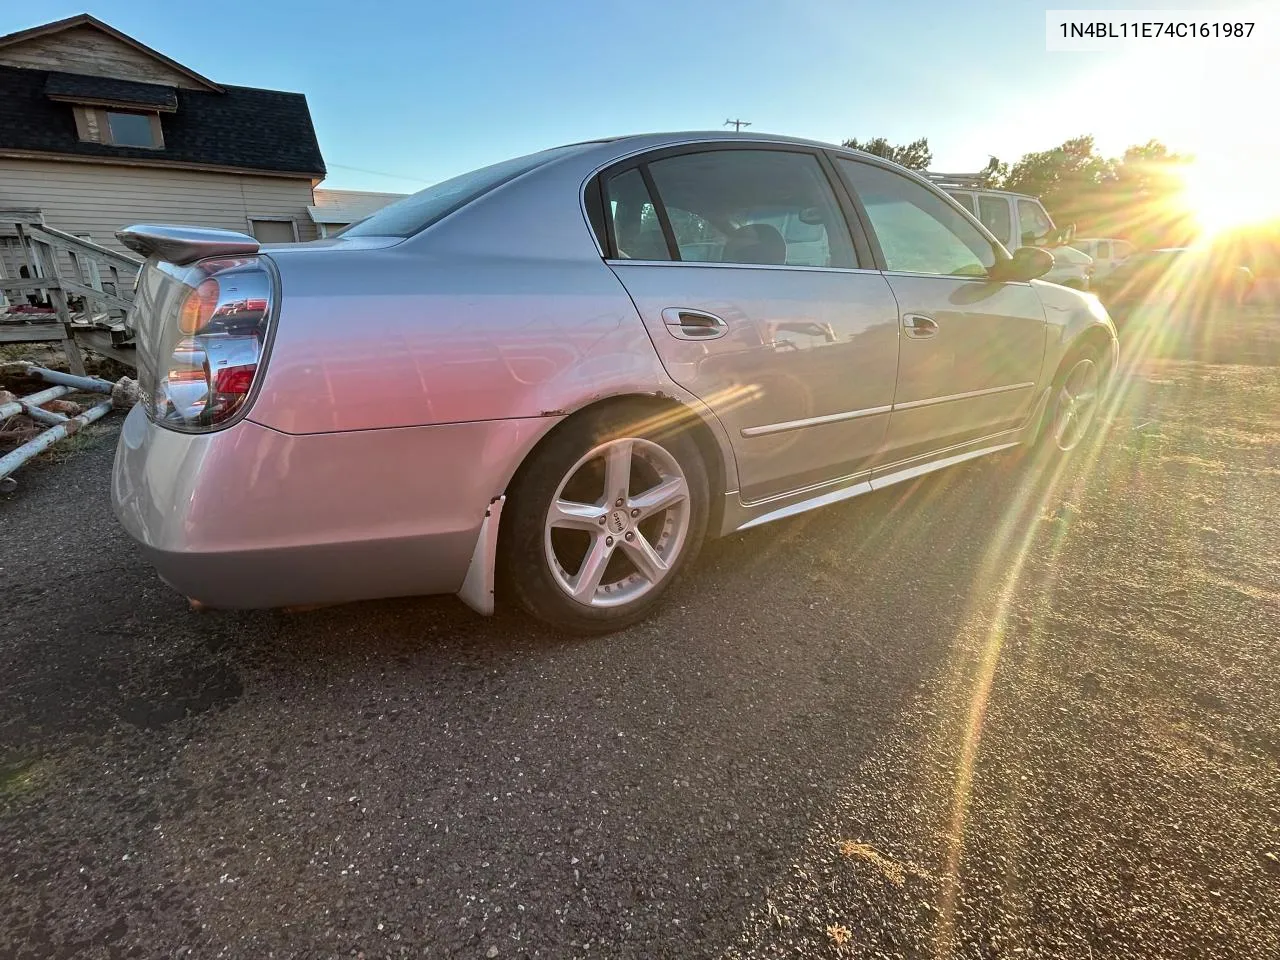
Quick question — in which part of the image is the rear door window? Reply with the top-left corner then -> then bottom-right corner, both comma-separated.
644,149 -> 858,268
604,168 -> 671,261
977,196 -> 1012,247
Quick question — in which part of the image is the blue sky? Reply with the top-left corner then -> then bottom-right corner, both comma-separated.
2,1 -> 1268,194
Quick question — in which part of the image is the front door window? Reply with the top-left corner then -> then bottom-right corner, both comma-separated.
836,160 -> 996,277
1017,199 -> 1055,246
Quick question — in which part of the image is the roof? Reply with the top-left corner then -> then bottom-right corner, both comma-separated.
0,63 -> 326,177
0,13 -> 221,92
308,188 -> 408,224
45,71 -> 178,111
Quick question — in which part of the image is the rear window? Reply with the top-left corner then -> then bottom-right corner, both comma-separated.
342,143 -> 594,239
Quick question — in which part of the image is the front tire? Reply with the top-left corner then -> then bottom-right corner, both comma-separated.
1041,345 -> 1104,454
499,404 -> 710,634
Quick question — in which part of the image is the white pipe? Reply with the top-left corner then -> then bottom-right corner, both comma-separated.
23,364 -> 114,394
0,399 -> 113,480
0,385 -> 72,420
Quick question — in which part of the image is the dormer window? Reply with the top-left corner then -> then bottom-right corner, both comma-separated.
105,110 -> 159,147
45,71 -> 174,149
69,105 -> 164,148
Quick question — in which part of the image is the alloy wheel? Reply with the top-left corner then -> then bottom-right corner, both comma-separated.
1052,357 -> 1100,452
543,437 -> 691,608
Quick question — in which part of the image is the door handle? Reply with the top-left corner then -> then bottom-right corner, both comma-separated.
902,313 -> 938,339
661,307 -> 729,340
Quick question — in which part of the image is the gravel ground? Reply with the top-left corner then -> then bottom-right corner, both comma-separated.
2,308 -> 1278,959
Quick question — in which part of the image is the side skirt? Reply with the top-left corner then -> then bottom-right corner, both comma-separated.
723,431 -> 1026,535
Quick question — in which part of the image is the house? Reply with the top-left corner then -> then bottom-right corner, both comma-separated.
0,11 -> 327,281
309,189 -> 408,238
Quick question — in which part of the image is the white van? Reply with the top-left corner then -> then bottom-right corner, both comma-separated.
926,175 -> 1092,289
1071,237 -> 1133,280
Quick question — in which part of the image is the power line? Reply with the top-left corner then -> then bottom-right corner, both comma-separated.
326,163 -> 434,185
724,118 -> 752,133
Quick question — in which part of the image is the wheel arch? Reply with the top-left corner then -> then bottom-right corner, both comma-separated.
1027,322 -> 1117,446
1068,322 -> 1119,378
457,390 -> 737,618
501,392 -> 732,536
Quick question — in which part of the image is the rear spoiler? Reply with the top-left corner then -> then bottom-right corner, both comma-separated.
116,224 -> 260,266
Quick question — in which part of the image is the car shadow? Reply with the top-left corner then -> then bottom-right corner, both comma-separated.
1,426 -> 1072,957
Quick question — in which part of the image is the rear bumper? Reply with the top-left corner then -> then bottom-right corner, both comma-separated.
111,405 -> 549,609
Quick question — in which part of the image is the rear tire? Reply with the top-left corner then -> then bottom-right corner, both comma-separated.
498,404 -> 710,634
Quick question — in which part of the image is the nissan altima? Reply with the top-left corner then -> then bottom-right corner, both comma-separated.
112,132 -> 1117,633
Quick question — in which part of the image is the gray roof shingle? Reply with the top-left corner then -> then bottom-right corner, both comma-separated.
0,65 -> 326,177
45,71 -> 179,111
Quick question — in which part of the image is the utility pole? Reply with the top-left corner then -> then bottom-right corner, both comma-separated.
724,118 -> 751,132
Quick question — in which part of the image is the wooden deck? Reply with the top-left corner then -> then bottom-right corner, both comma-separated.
1,209 -> 140,372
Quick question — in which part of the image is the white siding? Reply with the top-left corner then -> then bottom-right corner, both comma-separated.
0,158 -> 316,284
0,157 -> 316,244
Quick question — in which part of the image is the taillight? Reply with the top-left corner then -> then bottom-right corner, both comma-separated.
136,256 -> 276,432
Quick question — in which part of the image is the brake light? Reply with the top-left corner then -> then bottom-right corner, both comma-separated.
213,366 -> 254,395
179,278 -> 220,334
136,255 -> 276,432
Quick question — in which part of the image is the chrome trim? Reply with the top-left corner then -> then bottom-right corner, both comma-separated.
731,435 -> 1021,534
605,258 -> 883,277
740,384 -> 1034,441
869,441 -> 1019,491
741,465 -> 870,508
892,381 -> 1035,412
879,270 -> 1031,285
580,135 -> 829,257
871,428 -> 1022,475
741,404 -> 892,438
578,132 -> 954,259
736,478 -> 874,531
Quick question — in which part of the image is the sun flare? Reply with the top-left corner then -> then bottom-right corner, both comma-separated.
1179,159 -> 1280,238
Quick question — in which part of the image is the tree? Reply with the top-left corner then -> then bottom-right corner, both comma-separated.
841,136 -> 933,171
1104,140 -> 1196,247
1001,135 -> 1116,227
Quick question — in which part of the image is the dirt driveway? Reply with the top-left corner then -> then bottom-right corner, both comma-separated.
2,307 -> 1278,959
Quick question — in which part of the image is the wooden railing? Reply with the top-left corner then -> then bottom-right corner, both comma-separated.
0,209 -> 142,374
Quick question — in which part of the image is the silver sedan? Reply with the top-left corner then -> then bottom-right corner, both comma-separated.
112,132 -> 1117,633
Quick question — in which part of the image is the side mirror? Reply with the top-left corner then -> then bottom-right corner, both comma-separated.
989,246 -> 1054,282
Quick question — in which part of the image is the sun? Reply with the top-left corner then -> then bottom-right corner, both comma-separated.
1179,158 -> 1280,238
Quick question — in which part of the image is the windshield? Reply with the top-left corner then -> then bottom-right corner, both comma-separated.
342,143 -> 594,238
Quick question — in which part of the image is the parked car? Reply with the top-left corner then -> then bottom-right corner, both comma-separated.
1072,237 -> 1133,280
932,180 -> 1070,244
1042,241 -> 1094,290
113,133 -> 1117,633
933,180 -> 1090,284
1092,246 -> 1254,324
